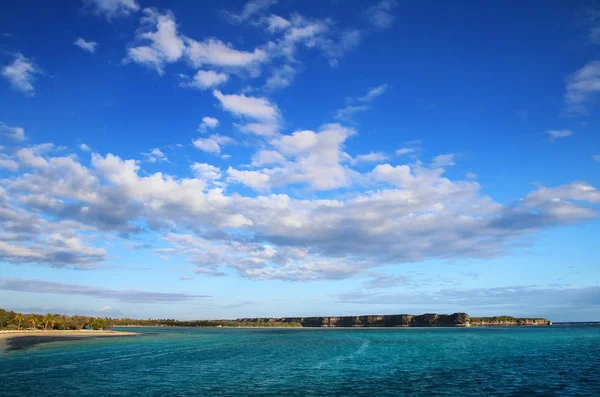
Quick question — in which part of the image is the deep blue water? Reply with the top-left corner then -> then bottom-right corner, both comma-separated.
1,326 -> 599,396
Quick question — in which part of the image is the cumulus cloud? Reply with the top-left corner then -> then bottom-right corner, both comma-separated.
431,153 -> 455,168
232,123 -> 356,191
142,148 -> 168,163
0,278 -> 208,303
191,163 -> 222,181
0,138 -> 597,281
367,0 -> 398,29
121,3 -> 359,87
184,38 -> 268,71
79,143 -> 91,152
214,89 -> 281,136
198,116 -> 219,133
1,53 -> 40,96
193,134 -> 234,154
0,122 -> 26,141
187,70 -> 228,90
265,14 -> 291,32
74,38 -> 98,53
86,0 -> 139,19
126,9 -> 184,74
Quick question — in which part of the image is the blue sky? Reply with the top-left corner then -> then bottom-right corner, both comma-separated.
0,0 -> 599,322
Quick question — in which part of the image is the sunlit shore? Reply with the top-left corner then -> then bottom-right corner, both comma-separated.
0,330 -> 137,340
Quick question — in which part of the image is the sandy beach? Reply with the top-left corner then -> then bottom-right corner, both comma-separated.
0,330 -> 137,339
0,330 -> 138,352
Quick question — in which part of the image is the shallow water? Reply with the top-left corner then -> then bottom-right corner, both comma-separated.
1,326 -> 599,396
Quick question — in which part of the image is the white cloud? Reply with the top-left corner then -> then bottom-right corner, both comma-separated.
351,152 -> 388,164
213,89 -> 281,136
215,89 -> 280,122
126,46 -> 164,73
188,70 -> 228,90
143,148 -> 168,163
268,13 -> 361,67
265,14 -> 291,32
191,163 -> 222,181
74,38 -> 98,53
86,0 -> 139,19
126,9 -> 184,74
564,60 -> 600,114
193,134 -> 234,154
264,64 -> 297,91
238,122 -> 280,137
0,122 -> 26,141
431,154 -> 455,168
396,147 -> 416,156
228,0 -> 278,23
335,84 -> 387,121
227,168 -> 271,191
230,123 -> 357,191
1,53 -> 40,96
358,84 -> 388,102
80,143 -> 91,152
547,129 -> 573,139
367,0 -> 398,29
0,135 -> 598,282
0,154 -> 18,171
198,117 -> 219,133
184,38 -> 268,70
251,150 -> 285,166
334,105 -> 370,121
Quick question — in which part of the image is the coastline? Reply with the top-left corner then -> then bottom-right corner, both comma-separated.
0,330 -> 138,353
0,329 -> 138,340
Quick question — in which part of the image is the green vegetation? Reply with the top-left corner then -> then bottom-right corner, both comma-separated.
0,308 -> 301,330
0,308 -> 115,330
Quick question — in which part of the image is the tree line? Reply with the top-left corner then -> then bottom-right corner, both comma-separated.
0,308 -> 112,330
0,308 -> 302,330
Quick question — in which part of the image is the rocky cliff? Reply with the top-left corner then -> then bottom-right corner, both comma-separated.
469,316 -> 551,326
235,313 -> 551,327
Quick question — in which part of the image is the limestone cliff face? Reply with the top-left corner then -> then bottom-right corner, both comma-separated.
469,317 -> 551,326
237,313 -> 471,327
235,313 -> 551,327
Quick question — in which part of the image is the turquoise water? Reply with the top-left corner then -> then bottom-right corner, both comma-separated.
1,326 -> 599,396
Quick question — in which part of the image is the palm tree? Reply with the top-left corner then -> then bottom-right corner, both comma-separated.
15,314 -> 25,330
43,314 -> 54,331
29,317 -> 38,330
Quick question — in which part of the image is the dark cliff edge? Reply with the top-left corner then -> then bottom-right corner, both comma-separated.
235,313 -> 551,327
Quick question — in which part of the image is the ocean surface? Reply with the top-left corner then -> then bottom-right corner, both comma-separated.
1,326 -> 599,396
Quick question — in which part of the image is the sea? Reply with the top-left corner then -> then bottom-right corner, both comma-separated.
1,325 -> 599,396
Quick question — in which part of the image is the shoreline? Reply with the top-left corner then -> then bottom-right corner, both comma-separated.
0,330 -> 138,353
0,329 -> 138,340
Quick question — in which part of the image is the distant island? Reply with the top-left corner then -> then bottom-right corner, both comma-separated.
0,308 -> 551,330
235,314 -> 552,327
